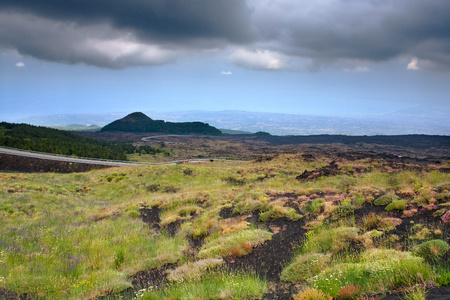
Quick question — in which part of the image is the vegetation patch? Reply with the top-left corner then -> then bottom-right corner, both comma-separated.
0,122 -> 164,160
303,226 -> 360,254
293,288 -> 332,300
308,249 -> 432,297
166,258 -> 224,283
138,271 -> 267,300
198,229 -> 272,259
385,199 -> 408,211
415,239 -> 449,262
1,144 -> 449,299
373,194 -> 399,206
280,253 -> 331,283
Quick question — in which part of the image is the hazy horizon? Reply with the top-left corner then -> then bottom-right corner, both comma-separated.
5,108 -> 449,136
1,1 -> 449,126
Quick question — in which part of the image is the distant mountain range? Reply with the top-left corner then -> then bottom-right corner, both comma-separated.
101,112 -> 222,135
7,106 -> 450,135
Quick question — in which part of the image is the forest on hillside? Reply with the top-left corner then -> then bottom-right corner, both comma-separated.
0,122 -> 168,160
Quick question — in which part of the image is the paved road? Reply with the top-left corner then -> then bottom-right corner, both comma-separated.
0,146 -> 243,167
142,134 -> 189,141
0,147 -> 144,167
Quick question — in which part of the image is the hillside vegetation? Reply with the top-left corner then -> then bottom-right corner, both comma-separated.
0,122 -> 169,160
1,152 -> 449,299
101,112 -> 222,135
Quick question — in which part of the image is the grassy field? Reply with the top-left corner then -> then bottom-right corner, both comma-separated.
1,153 -> 449,299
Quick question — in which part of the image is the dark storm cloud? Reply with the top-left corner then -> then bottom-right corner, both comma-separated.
1,0 -> 449,71
248,0 -> 450,71
0,0 -> 254,68
0,0 -> 253,43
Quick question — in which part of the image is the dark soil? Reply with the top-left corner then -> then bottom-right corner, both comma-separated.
76,131 -> 450,165
219,206 -> 234,219
257,134 -> 450,149
129,264 -> 173,291
296,161 -> 340,181
0,288 -> 34,300
163,220 -> 182,236
139,206 -> 161,230
380,286 -> 450,300
0,153 -> 107,173
98,264 -> 174,300
225,215 -> 307,280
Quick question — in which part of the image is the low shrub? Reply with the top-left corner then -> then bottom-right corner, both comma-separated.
166,258 -> 224,283
415,239 -> 449,262
223,175 -> 246,186
436,182 -> 450,192
409,227 -> 432,241
402,209 -> 418,218
353,194 -> 365,207
280,253 -> 331,282
303,227 -> 359,254
198,229 -> 272,259
362,213 -> 381,230
373,194 -> 399,206
338,284 -> 361,299
233,199 -> 265,215
385,199 -> 408,211
160,205 -> 202,226
161,185 -> 179,193
306,198 -> 325,214
293,288 -> 332,300
233,198 -> 302,222
309,248 -> 432,297
141,271 -> 267,300
436,271 -> 450,286
220,219 -> 250,235
378,217 -> 402,232
331,204 -> 355,219
441,211 -> 450,223
363,229 -> 383,238
403,286 -> 427,300
259,200 -> 303,222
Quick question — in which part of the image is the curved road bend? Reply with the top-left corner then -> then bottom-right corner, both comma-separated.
0,147 -> 144,167
0,147 -> 244,167
141,135 -> 193,142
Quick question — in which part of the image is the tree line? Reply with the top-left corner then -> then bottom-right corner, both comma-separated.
0,122 -> 169,160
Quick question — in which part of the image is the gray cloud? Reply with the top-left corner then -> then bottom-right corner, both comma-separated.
1,0 -> 449,71
0,13 -> 183,68
248,0 -> 450,71
0,0 -> 254,68
0,0 -> 254,43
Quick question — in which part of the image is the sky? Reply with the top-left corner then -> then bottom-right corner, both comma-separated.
1,0 -> 449,121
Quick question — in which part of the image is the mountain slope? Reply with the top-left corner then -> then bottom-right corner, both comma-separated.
0,122 -> 133,160
101,112 -> 222,135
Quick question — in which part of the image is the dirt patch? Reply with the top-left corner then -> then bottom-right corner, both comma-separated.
296,161 -> 340,182
380,286 -> 450,300
98,264 -> 174,300
0,153 -> 107,173
219,206 -> 234,219
163,220 -> 182,236
263,283 -> 297,300
225,217 -> 306,282
139,206 -> 161,230
0,288 -> 35,300
129,264 -> 173,291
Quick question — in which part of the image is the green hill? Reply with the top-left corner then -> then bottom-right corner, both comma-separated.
101,112 -> 222,135
0,122 -> 140,160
